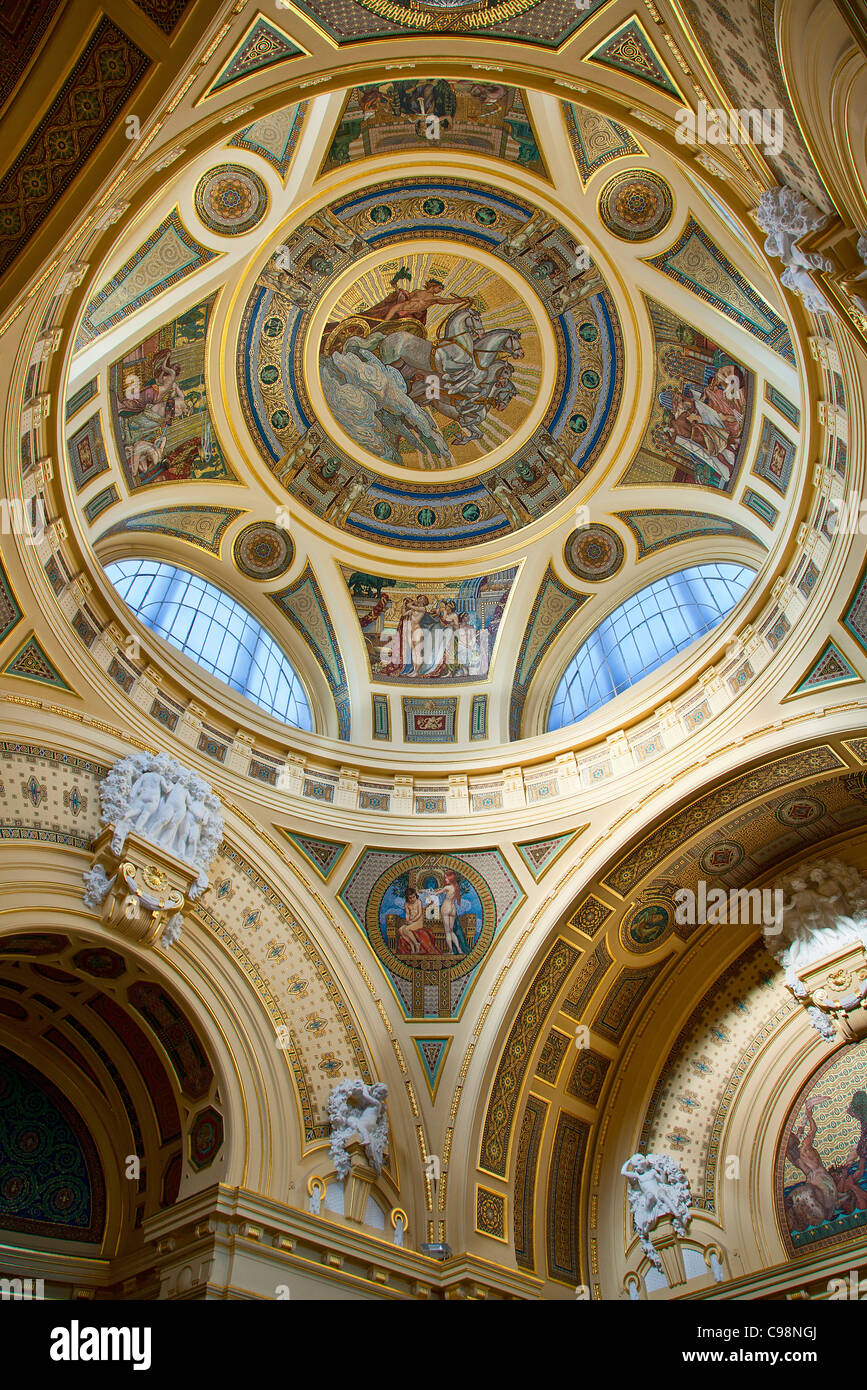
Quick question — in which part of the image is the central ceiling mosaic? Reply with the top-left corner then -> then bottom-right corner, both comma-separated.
238,177 -> 623,548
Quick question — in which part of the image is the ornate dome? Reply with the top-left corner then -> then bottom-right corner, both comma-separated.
2,0 -> 866,1315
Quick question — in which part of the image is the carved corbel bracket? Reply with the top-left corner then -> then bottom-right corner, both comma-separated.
83,826 -> 199,948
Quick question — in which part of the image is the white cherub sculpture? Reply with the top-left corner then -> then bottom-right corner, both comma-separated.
98,753 -> 223,896
621,1152 -> 692,1271
763,856 -> 867,979
755,186 -> 833,312
327,1079 -> 389,1180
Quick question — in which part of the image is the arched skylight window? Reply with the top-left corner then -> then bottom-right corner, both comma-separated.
548,563 -> 755,732
106,558 -> 313,732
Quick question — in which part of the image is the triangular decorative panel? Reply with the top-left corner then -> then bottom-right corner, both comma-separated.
99,505 -> 242,555
644,217 -> 795,363
412,1037 -> 452,1099
207,17 -> 303,95
228,103 -> 307,179
510,567 -> 588,740
276,829 -> 349,882
616,510 -> 764,558
77,209 -> 218,345
587,18 -> 684,101
515,830 -> 586,882
1,634 -> 72,690
789,640 -> 860,698
562,103 -> 644,188
0,557 -> 23,645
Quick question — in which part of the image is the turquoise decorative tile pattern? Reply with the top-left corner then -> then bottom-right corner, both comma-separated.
209,16 -> 303,94
645,217 -> 795,363
271,564 -> 350,740
77,210 -> 218,345
228,103 -> 307,179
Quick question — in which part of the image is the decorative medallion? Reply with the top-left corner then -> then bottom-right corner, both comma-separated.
315,248 -> 544,472
564,523 -> 624,582
598,171 -> 673,242
698,841 -> 745,876
775,796 -> 826,826
237,177 -> 624,549
194,164 -> 269,236
233,521 -> 294,580
620,899 -> 672,953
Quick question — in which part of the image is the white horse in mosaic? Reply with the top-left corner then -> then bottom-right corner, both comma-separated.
362,306 -> 524,442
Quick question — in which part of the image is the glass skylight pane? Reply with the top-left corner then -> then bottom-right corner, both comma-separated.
105,559 -> 313,732
547,563 -> 754,731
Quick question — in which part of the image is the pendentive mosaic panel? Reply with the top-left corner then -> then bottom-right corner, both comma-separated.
645,218 -> 795,364
339,847 -> 523,1021
619,295 -> 754,493
341,565 -> 516,683
109,295 -> 236,491
97,505 -> 242,555
616,508 -> 763,557
77,209 -> 218,345
270,564 -> 350,740
509,566 -> 588,739
562,103 -> 644,189
228,103 -> 307,180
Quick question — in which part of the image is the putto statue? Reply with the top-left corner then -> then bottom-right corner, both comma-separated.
327,1079 -> 389,1180
621,1153 -> 692,1272
763,857 -> 867,1037
763,857 -> 867,984
99,753 -> 223,896
755,186 -> 833,312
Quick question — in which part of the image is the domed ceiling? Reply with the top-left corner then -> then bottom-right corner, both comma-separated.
61,73 -> 806,755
